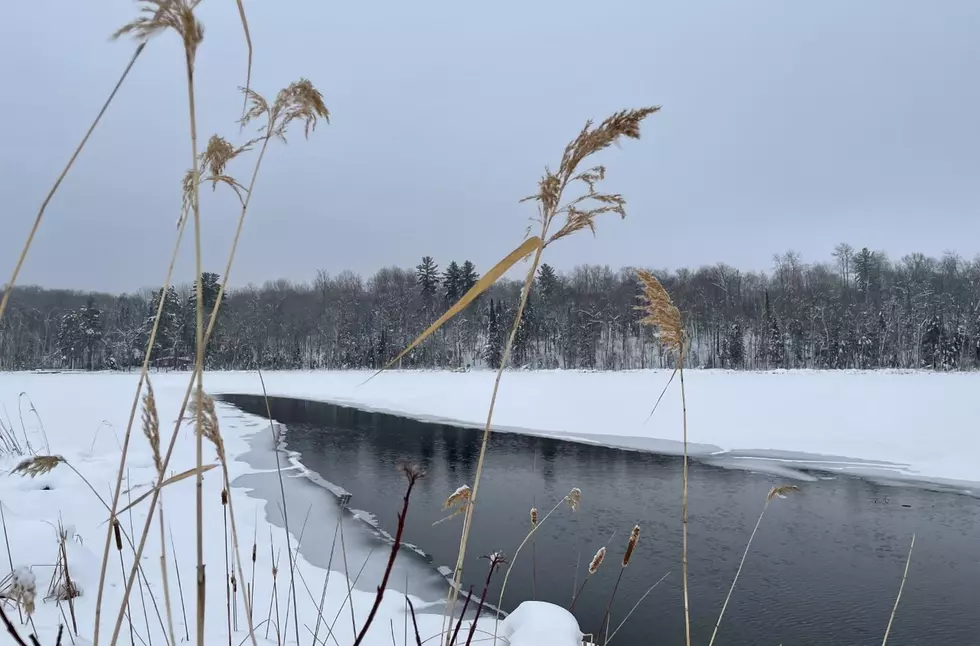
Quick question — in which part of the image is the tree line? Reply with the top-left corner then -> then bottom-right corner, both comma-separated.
1,244 -> 979,372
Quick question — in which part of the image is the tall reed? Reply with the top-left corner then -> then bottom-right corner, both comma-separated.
708,485 -> 799,646
635,269 -> 690,645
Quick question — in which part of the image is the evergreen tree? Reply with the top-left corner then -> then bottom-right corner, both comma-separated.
80,296 -> 104,370
189,272 -> 221,362
416,256 -> 440,299
724,322 -> 744,368
442,261 -> 462,305
140,286 -> 182,365
460,261 -> 479,294
483,298 -> 502,367
57,310 -> 83,369
921,313 -> 944,369
537,263 -> 559,299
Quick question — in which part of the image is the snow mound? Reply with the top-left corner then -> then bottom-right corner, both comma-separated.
498,601 -> 583,646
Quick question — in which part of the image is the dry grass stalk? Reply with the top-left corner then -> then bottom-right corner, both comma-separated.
570,546 -> 605,611
493,487 -> 582,642
881,534 -> 915,646
112,3 -> 210,645
370,108 -> 656,641
605,571 -> 671,645
708,484 -> 799,646
601,526 -> 641,643
635,269 -> 691,646
258,371 -> 301,646
110,86 -> 329,645
0,504 -> 23,625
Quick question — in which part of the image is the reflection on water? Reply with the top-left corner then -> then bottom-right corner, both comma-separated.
222,394 -> 980,646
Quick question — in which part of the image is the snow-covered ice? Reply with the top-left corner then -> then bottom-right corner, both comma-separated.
213,368 -> 975,488
0,367 -> 975,645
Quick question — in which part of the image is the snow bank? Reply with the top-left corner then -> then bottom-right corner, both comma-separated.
498,601 -> 583,646
0,371 -> 464,646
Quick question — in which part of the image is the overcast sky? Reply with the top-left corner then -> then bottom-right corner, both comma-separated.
1,0 -> 978,293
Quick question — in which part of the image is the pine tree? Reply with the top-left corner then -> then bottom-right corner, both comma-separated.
483,298 -> 502,367
460,261 -> 479,294
57,310 -> 83,369
763,291 -> 784,368
416,256 -> 440,299
80,296 -> 104,370
442,261 -> 462,305
189,272 -> 221,362
140,286 -> 182,365
724,322 -> 744,368
537,263 -> 559,300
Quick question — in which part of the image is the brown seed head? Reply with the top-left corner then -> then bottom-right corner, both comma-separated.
271,78 -> 330,140
635,270 -> 684,353
221,489 -> 228,505
141,378 -> 162,476
530,507 -> 538,527
12,455 -> 64,478
189,391 -> 225,463
521,107 -> 658,245
622,525 -> 640,567
767,484 -> 800,502
113,1 -> 205,60
566,488 -> 582,512
588,546 -> 606,575
112,519 -> 123,552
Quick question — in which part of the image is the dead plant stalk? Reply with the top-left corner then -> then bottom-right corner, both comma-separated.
436,108 -> 659,641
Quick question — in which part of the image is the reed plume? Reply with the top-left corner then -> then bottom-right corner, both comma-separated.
635,269 -> 690,646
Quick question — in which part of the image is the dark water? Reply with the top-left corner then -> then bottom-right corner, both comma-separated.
222,394 -> 980,646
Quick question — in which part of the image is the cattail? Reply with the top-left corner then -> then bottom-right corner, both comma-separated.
251,544 -> 256,564
221,489 -> 228,505
112,519 -> 123,552
589,546 -> 606,575
566,488 -> 582,512
530,507 -> 538,527
622,526 -> 640,567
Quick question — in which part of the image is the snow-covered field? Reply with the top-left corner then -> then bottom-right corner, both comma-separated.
0,368 -> 974,645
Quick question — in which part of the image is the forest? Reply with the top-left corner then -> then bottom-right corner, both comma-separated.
1,244 -> 978,372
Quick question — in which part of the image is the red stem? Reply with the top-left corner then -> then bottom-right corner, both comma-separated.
464,559 -> 502,646
352,470 -> 421,646
448,585 -> 474,646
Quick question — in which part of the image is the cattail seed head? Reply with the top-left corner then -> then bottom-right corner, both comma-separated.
530,507 -> 538,527
566,488 -> 582,512
221,489 -> 228,505
588,546 -> 606,575
622,525 -> 640,567
112,519 -> 123,552
251,544 -> 256,563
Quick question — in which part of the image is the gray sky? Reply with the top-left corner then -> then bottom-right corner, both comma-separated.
2,0 -> 978,293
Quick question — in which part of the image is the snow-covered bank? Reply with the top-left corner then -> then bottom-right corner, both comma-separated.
206,368 -> 976,488
0,371 -> 474,646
